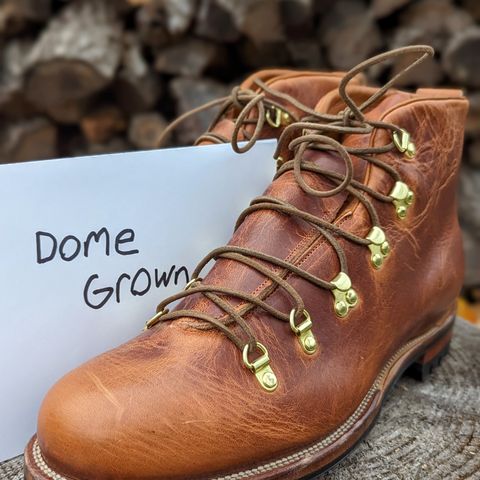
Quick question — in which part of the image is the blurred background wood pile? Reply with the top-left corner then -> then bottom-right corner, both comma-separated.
0,0 -> 479,311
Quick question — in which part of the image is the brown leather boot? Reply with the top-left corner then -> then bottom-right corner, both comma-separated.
157,68 -> 364,153
25,46 -> 468,480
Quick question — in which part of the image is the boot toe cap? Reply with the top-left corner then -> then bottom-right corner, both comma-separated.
37,365 -> 131,479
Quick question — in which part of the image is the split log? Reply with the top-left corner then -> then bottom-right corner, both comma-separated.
0,38 -> 36,119
160,0 -> 197,36
114,34 -> 161,114
468,138 -> 480,168
239,40 -> 290,70
461,0 -> 480,22
459,165 -> 480,287
0,0 -> 51,37
80,105 -> 127,145
0,117 -> 57,163
217,0 -> 284,44
463,228 -> 480,288
43,98 -> 93,125
135,4 -> 170,48
169,77 -> 229,144
115,1 -> 136,14
135,0 -> 196,47
444,27 -> 480,88
24,0 -> 123,110
371,0 -> 413,18
155,39 -> 225,77
195,0 -> 241,42
400,0 -> 474,36
459,165 -> 480,234
391,0 -> 473,70
128,112 -> 167,149
87,137 -> 131,156
279,0 -> 315,38
319,0 -> 383,70
466,92 -> 480,138
287,41 -> 325,69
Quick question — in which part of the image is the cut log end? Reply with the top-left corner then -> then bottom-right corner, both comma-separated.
128,112 -> 167,149
25,60 -> 109,107
444,28 -> 480,88
0,117 -> 57,163
80,105 -> 127,145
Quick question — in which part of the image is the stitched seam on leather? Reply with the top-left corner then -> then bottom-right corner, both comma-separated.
215,163 -> 361,317
241,174 -> 343,299
181,225 -> 320,329
32,441 -> 73,480
205,182 -> 348,321
183,187 -> 335,327
248,220 -> 321,297
293,216 -> 351,271
30,317 -> 452,480
229,215 -> 339,327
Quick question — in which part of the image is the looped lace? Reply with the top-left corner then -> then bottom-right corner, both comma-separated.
155,78 -> 329,154
340,45 -> 433,123
147,46 -> 434,358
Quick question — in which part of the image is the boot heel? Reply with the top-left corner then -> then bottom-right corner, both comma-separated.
406,326 -> 453,382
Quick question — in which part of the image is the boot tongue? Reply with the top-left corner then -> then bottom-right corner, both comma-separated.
303,86 -> 412,181
310,86 -> 382,182
179,87 -> 389,318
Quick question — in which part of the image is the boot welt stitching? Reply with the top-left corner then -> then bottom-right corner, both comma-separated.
30,318 -> 451,480
32,440 -> 67,480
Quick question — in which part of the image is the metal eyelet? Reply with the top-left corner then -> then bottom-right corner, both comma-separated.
144,307 -> 169,330
266,106 -> 292,128
242,342 -> 278,392
289,309 -> 317,355
393,128 -> 416,158
275,155 -> 286,170
366,226 -> 390,269
389,181 -> 414,219
184,277 -> 203,290
330,272 -> 358,318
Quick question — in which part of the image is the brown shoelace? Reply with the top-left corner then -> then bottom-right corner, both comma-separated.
146,45 -> 434,365
156,78 -> 328,153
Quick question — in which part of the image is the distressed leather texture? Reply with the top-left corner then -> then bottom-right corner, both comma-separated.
34,87 -> 468,480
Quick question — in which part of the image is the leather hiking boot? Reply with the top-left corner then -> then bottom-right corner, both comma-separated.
157,69 -> 364,154
25,46 -> 468,480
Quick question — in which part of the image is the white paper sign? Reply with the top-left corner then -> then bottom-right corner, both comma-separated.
0,140 -> 276,461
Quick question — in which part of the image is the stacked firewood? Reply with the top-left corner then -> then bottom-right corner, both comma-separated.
0,0 -> 479,286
